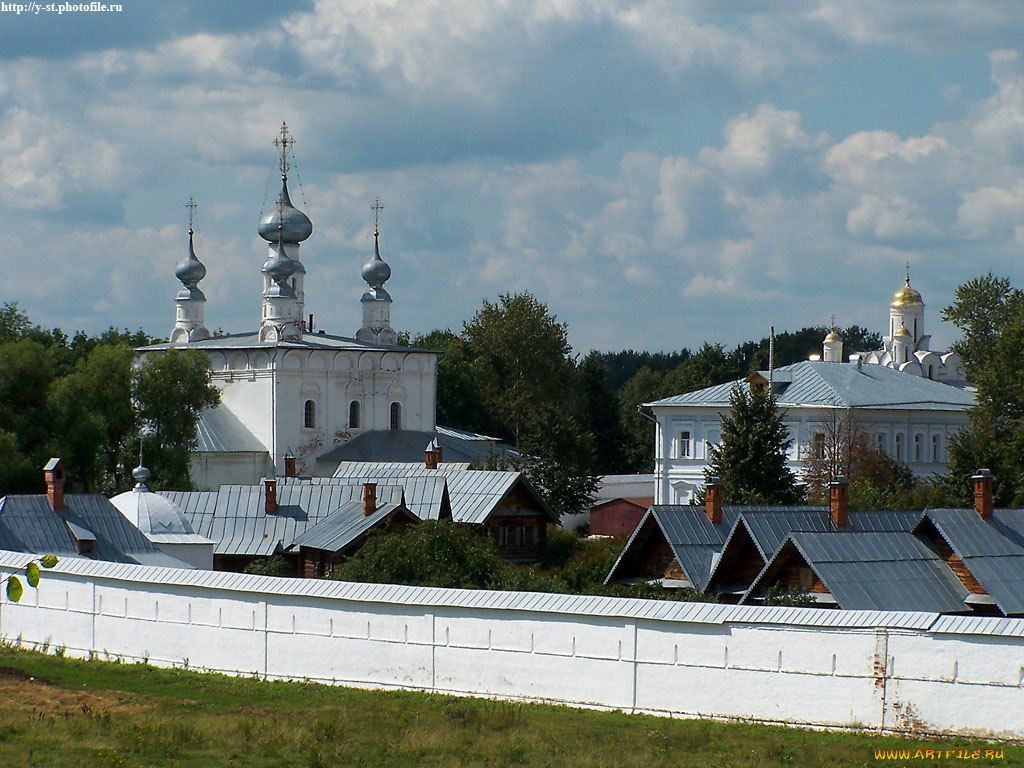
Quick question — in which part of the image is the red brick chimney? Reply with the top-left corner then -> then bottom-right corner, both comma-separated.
363,482 -> 377,516
705,477 -> 723,524
830,476 -> 849,528
264,477 -> 278,515
972,469 -> 993,520
425,440 -> 440,470
284,453 -> 296,478
436,443 -> 443,464
43,458 -> 65,512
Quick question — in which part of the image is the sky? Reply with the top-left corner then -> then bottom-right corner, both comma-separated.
3,1 -> 1024,355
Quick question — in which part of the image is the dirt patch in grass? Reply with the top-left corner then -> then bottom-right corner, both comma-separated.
0,677 -> 153,719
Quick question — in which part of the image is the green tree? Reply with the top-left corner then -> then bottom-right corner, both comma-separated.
0,302 -> 32,343
331,520 -> 513,589
133,349 -> 220,490
704,385 -> 803,505
942,273 -> 1023,379
516,403 -> 600,521
48,344 -> 136,492
0,340 -> 55,490
462,292 -> 575,445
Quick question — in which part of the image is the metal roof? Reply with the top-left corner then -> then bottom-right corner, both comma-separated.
195,404 -> 267,453
918,509 -> 1024,615
160,484 -> 404,557
745,532 -> 969,613
316,429 -> 517,466
330,464 -> 557,524
0,495 -> 191,568
288,501 -> 413,553
139,330 -> 438,356
280,475 -> 450,521
649,360 -> 975,411
10,546 -> 1013,634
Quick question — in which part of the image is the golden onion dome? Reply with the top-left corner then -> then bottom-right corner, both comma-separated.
891,276 -> 924,307
824,330 -> 842,343
894,324 -> 911,338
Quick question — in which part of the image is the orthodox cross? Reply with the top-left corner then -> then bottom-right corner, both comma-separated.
371,197 -> 384,234
186,196 -> 197,235
274,122 -> 295,177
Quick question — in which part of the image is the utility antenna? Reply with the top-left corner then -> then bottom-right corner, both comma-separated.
185,196 -> 197,235
371,197 -> 384,235
273,122 -> 295,179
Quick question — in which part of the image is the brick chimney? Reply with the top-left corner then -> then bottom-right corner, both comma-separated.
43,458 -> 65,512
705,477 -> 723,523
436,443 -> 443,464
284,453 -> 296,478
425,440 -> 440,470
830,476 -> 849,528
972,468 -> 993,520
363,482 -> 377,516
264,477 -> 278,515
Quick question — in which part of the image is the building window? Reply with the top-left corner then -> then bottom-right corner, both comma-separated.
812,432 -> 825,460
895,433 -> 903,462
931,434 -> 940,463
914,434 -> 923,462
349,400 -> 360,429
390,402 -> 402,430
676,431 -> 691,458
304,400 -> 316,429
876,433 -> 886,454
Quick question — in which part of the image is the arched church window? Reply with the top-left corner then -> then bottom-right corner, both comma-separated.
349,401 -> 360,429
895,433 -> 903,462
931,434 -> 940,463
914,434 -> 922,462
390,402 -> 401,430
304,400 -> 316,429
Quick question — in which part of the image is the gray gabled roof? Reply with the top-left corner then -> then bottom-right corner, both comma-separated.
317,428 -> 517,466
744,531 -> 969,613
288,500 -> 415,553
604,504 -> 742,591
330,464 -> 557,524
195,404 -> 267,453
0,495 -> 191,568
282,475 -> 450,522
918,509 -> 1024,615
706,508 -> 922,590
160,484 -> 404,557
649,360 -> 975,411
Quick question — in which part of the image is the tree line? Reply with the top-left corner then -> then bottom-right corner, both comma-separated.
0,303 -> 219,495
402,293 -> 881,516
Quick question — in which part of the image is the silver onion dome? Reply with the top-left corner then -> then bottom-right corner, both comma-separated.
258,178 -> 313,244
361,231 -> 392,288
132,463 -> 151,490
175,231 -> 207,288
263,238 -> 298,297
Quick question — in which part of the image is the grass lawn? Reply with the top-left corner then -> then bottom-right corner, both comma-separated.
0,646 -> 1019,767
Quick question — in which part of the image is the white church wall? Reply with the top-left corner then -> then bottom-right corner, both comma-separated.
2,550 -> 1022,739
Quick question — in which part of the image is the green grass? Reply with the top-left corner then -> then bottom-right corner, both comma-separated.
0,646 -> 1019,767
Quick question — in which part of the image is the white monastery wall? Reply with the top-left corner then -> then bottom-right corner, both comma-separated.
1,550 -> 1021,739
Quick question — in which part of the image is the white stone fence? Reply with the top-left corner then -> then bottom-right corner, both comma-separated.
1,550 -> 1022,739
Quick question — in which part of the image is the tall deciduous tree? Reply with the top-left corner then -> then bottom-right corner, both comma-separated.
463,292 -> 574,445
704,385 -> 803,505
133,349 -> 220,490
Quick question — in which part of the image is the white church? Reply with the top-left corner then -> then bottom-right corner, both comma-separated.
138,125 -> 441,488
647,276 -> 976,505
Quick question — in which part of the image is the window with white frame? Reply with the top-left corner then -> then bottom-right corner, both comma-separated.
812,432 -> 825,460
676,430 -> 692,459
895,433 -> 903,461
931,434 -> 940,463
876,433 -> 886,454
914,434 -> 923,462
